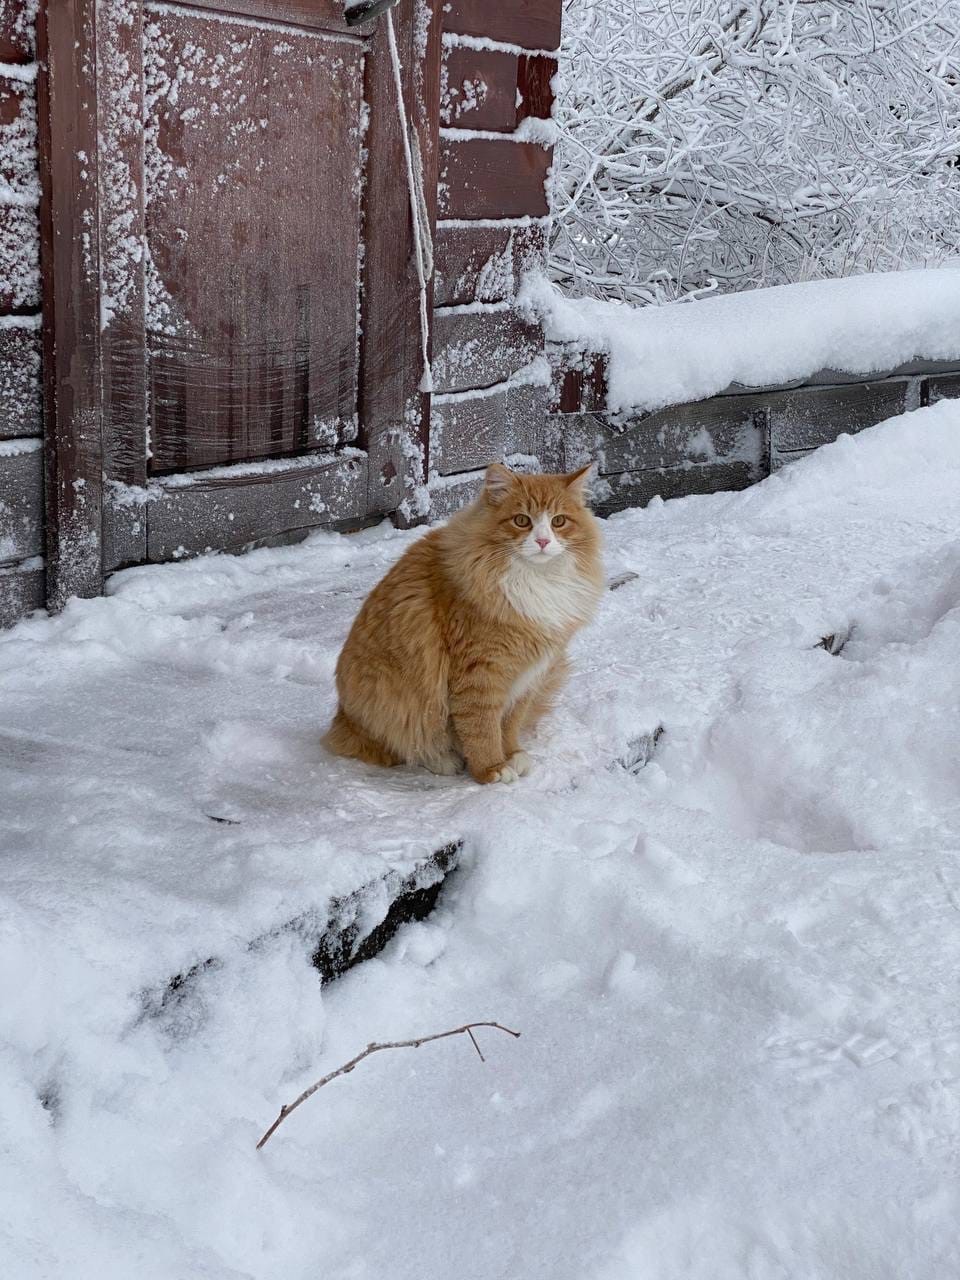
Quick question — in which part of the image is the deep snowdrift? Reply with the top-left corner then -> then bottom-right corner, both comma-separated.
526,266 -> 960,414
2,401 -> 960,1278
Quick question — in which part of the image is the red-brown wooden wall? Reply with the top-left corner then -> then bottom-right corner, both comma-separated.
0,0 -> 44,624
0,0 -> 563,628
428,0 -> 560,513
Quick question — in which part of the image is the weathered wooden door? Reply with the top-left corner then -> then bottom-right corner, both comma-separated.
142,3 -> 366,472
38,0 -> 437,606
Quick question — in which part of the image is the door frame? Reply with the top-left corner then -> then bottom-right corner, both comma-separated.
36,0 -> 439,609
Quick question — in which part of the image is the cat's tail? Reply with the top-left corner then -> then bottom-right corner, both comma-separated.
323,707 -> 400,769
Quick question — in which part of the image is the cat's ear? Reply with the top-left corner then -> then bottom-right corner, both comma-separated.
484,462 -> 515,506
565,463 -> 594,503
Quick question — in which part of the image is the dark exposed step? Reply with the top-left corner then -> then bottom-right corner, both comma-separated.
311,841 -> 461,982
141,840 -> 462,1026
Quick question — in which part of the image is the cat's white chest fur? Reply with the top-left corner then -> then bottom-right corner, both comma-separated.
505,654 -> 553,708
499,556 -> 600,631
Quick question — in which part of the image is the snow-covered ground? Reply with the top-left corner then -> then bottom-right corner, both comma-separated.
3,400 -> 960,1278
527,266 -> 960,414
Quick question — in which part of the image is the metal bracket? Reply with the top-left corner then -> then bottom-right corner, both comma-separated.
344,0 -> 403,26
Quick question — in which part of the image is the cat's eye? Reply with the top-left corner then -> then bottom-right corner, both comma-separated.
512,514 -> 532,528
551,515 -> 567,528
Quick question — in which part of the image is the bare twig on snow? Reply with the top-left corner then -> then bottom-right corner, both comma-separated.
256,1020 -> 521,1149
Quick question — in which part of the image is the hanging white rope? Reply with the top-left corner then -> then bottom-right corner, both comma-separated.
386,7 -> 434,395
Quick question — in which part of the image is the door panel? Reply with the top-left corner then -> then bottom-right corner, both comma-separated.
142,4 -> 365,473
39,0 -> 437,602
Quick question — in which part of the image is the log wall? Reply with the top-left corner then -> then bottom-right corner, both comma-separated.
426,0 -> 560,507
0,0 -> 43,627
550,357 -> 960,517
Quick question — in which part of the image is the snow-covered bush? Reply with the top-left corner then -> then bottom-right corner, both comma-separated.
550,0 -> 960,304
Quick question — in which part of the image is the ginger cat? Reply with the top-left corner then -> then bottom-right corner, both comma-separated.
324,462 -> 603,784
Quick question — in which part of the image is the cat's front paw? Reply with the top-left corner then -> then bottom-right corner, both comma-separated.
507,750 -> 532,777
474,760 -> 521,785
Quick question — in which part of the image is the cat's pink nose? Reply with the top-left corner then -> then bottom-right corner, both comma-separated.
536,537 -> 550,550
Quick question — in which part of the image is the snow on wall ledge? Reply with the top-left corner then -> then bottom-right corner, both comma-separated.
524,267 -> 960,416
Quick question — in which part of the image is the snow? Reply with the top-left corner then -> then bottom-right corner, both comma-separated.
435,297 -> 513,317
441,32 -> 561,59
157,446 -> 364,487
432,356 -> 551,405
3,400 -> 960,1277
440,125 -> 557,148
0,435 -> 40,456
0,66 -> 40,310
440,67 -> 488,126
0,203 -> 39,309
0,61 -> 38,83
437,214 -> 551,229
513,116 -> 560,146
0,312 -> 40,330
526,266 -> 960,415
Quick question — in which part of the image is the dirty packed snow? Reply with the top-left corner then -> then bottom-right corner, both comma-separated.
2,400 -> 960,1279
525,266 -> 960,414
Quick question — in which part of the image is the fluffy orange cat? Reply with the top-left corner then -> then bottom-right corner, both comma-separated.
324,463 -> 604,784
